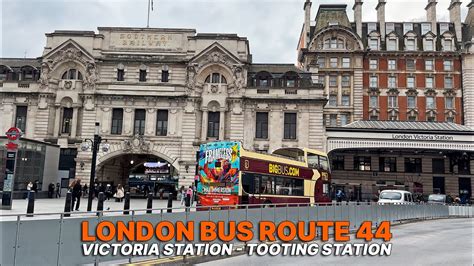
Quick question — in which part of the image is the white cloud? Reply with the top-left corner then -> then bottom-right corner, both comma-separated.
1,0 -> 470,62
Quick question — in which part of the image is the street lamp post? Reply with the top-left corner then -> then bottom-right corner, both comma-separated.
86,122 -> 102,212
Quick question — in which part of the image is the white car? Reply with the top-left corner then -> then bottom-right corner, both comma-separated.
378,190 -> 414,205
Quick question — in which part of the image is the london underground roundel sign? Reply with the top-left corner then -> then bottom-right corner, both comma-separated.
6,127 -> 22,141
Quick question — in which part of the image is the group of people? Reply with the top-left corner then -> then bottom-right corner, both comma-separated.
67,179 -> 125,211
178,185 -> 195,206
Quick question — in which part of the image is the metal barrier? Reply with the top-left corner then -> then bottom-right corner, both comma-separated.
0,203 -> 472,266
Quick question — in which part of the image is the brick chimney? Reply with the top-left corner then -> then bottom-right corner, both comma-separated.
353,0 -> 363,38
376,0 -> 386,39
448,0 -> 463,42
425,0 -> 438,36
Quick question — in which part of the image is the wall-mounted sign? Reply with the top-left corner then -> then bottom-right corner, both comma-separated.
392,134 -> 454,141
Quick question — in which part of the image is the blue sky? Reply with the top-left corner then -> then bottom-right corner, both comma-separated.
0,0 -> 470,63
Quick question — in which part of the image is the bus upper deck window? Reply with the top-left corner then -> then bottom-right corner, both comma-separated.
319,156 -> 329,171
307,154 -> 319,169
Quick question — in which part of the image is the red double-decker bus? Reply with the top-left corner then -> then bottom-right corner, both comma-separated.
196,142 -> 331,207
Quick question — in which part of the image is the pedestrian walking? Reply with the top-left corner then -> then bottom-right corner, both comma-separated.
48,183 -> 55,198
186,186 -> 194,206
114,184 -> 125,202
25,181 -> 33,199
32,180 -> 38,193
55,182 -> 61,198
179,186 -> 185,205
71,178 -> 82,211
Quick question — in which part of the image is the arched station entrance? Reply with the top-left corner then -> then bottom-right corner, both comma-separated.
96,153 -> 179,198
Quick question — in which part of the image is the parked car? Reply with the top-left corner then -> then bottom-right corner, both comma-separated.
378,190 -> 414,205
427,194 -> 453,205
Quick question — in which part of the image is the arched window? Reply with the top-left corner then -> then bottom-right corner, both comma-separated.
20,66 -> 37,81
0,65 -> 11,81
61,69 -> 83,80
283,72 -> 299,88
324,37 -> 345,49
205,73 -> 227,84
255,71 -> 273,87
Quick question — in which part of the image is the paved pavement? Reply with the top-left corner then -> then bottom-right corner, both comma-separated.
0,197 -> 189,220
200,218 -> 474,266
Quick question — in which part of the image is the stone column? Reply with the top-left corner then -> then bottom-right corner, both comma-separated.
71,107 -> 78,138
201,110 -> 208,141
219,110 -> 225,140
53,106 -> 61,137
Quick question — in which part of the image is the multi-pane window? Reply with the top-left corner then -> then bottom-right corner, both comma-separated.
341,75 -> 350,87
405,158 -> 422,173
426,96 -> 435,109
156,110 -> 168,136
445,77 -> 453,88
370,76 -> 378,88
117,69 -> 125,81
340,114 -> 349,126
341,95 -> 350,106
283,113 -> 297,140
443,60 -> 453,71
367,23 -> 377,33
328,95 -> 337,106
406,39 -> 416,51
61,108 -> 73,134
425,59 -> 434,71
387,39 -> 397,51
407,96 -> 416,109
342,58 -> 351,68
330,58 -> 338,68
380,157 -> 397,172
15,106 -> 27,132
61,69 -> 83,80
111,108 -> 123,135
369,96 -> 378,108
369,59 -> 378,70
255,112 -> 268,139
407,76 -> 415,88
369,39 -> 378,50
439,23 -> 449,34
403,23 -> 413,34
206,73 -> 227,84
406,59 -> 415,70
425,39 -> 434,51
317,57 -> 326,68
329,76 -> 338,87
386,23 -> 395,33
318,75 -> 326,86
134,109 -> 146,135
445,97 -> 454,109
388,76 -> 396,88
332,155 -> 345,170
388,59 -> 396,70
432,158 -> 445,174
388,96 -> 398,108
421,23 -> 432,35
329,114 -> 337,127
354,156 -> 371,171
207,112 -> 220,138
443,40 -> 453,51
139,70 -> 147,82
426,77 -> 434,88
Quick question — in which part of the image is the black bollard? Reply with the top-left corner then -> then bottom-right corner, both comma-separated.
97,192 -> 105,216
146,193 -> 153,214
167,193 -> 173,213
26,191 -> 35,217
64,191 -> 72,217
123,192 -> 130,215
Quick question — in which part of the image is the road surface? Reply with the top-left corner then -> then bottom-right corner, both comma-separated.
200,218 -> 474,266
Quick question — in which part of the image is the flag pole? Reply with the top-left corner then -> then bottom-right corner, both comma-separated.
147,0 -> 151,28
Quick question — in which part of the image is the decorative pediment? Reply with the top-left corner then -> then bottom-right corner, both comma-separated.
423,31 -> 436,38
441,31 -> 455,39
368,31 -> 381,38
443,88 -> 456,96
424,88 -> 437,96
189,42 -> 243,71
404,31 -> 418,38
406,88 -> 418,95
386,31 -> 398,37
43,39 -> 94,70
368,87 -> 381,94
387,88 -> 400,95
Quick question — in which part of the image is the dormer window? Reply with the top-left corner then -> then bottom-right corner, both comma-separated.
367,23 -> 377,33
421,23 -> 432,35
387,38 -> 397,51
425,39 -> 434,51
205,73 -> 227,84
369,39 -> 379,50
406,39 -> 416,51
255,71 -> 272,87
0,66 -> 9,80
386,23 -> 395,34
443,39 -> 453,51
403,23 -> 413,34
61,69 -> 83,80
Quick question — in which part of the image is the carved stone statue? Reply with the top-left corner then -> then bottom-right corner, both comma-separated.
232,66 -> 245,92
185,65 -> 196,92
38,62 -> 50,89
84,62 -> 98,89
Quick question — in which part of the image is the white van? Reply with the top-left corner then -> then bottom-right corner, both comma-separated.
378,190 -> 414,205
